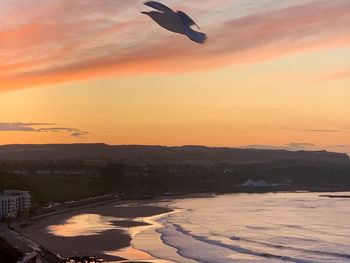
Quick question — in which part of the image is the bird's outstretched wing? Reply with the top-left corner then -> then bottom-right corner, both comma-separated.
144,1 -> 174,14
183,26 -> 207,44
177,11 -> 200,30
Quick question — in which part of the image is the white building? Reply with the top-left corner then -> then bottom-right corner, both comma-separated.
0,190 -> 30,219
242,179 -> 270,187
0,195 -> 18,219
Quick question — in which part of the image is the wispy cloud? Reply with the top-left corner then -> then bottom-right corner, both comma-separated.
241,144 -> 284,150
319,68 -> 350,81
0,122 -> 53,131
326,144 -> 349,148
0,122 -> 89,138
283,127 -> 341,133
286,143 -> 316,150
243,142 -> 316,151
242,142 -> 349,153
0,0 -> 350,90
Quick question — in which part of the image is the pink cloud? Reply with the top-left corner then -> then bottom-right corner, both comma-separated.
320,68 -> 350,80
0,0 -> 350,90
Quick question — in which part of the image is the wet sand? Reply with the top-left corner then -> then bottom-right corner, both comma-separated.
20,201 -> 172,261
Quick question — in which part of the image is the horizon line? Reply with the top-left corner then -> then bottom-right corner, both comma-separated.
0,142 -> 348,155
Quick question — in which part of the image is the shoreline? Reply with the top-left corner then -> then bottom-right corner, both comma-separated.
21,186 -> 350,224
18,199 -> 175,262
14,189 -> 350,262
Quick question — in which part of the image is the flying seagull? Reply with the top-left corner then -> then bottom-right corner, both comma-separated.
142,1 -> 206,44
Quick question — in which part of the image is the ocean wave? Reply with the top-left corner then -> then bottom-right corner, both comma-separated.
136,192 -> 350,263
159,222 -> 317,263
227,234 -> 350,260
276,224 -> 350,239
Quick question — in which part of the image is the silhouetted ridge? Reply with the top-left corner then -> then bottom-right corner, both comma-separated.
0,144 -> 348,163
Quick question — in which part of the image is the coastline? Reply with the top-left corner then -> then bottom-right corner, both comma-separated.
18,200 -> 174,262
15,190 -> 350,262
13,192 -> 217,262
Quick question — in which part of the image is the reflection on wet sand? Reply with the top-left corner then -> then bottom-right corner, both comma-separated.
106,247 -> 153,261
108,212 -> 179,263
21,203 -> 173,261
47,211 -> 176,262
48,214 -> 119,237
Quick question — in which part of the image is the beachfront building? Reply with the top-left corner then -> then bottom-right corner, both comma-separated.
4,190 -> 30,213
0,190 -> 30,219
0,195 -> 18,219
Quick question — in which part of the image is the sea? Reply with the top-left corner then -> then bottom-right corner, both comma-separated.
133,192 -> 350,263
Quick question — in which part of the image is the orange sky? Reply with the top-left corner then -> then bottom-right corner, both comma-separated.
0,0 -> 349,154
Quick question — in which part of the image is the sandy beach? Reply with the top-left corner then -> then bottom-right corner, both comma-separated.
19,201 -> 173,261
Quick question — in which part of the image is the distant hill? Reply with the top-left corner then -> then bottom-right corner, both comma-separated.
0,144 -> 348,164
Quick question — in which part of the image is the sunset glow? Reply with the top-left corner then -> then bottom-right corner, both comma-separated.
0,0 -> 349,153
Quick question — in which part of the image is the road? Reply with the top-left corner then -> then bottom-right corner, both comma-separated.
0,224 -> 61,263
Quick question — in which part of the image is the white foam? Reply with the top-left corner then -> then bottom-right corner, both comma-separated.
134,192 -> 350,263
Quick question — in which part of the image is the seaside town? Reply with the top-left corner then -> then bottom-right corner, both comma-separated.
0,189 -> 109,263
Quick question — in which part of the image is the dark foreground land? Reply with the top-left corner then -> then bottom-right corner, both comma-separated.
0,237 -> 23,263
